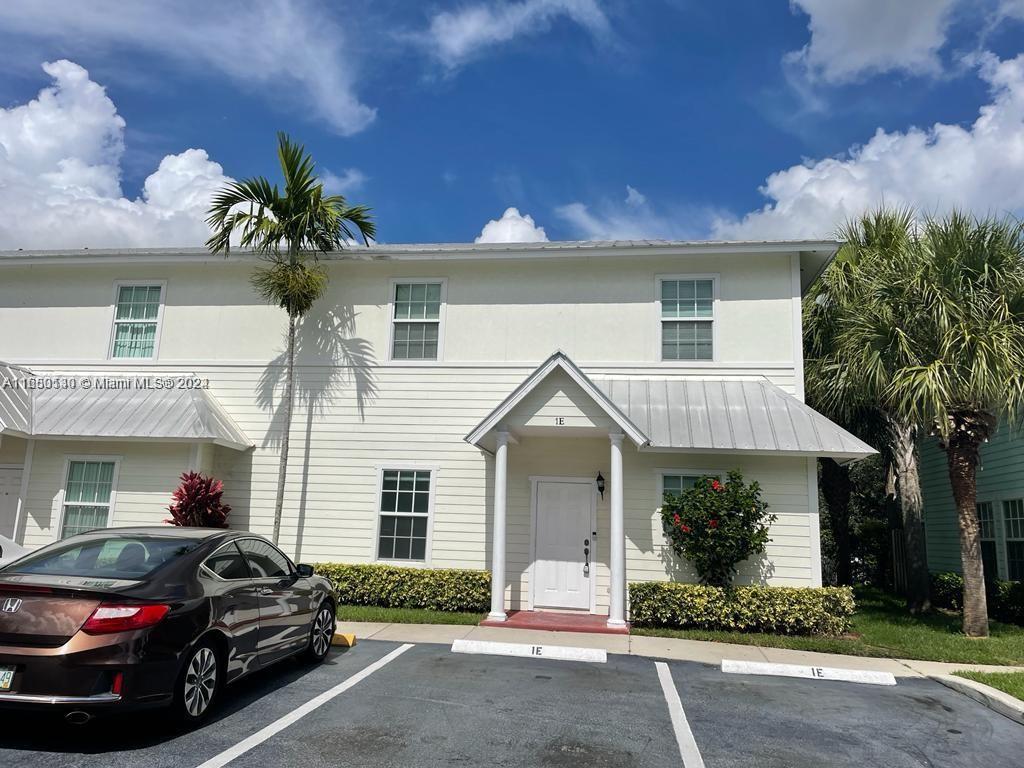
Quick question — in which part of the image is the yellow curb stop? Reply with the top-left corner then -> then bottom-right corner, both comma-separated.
332,632 -> 357,647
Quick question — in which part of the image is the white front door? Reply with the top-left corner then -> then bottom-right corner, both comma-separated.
533,479 -> 594,611
0,467 -> 22,539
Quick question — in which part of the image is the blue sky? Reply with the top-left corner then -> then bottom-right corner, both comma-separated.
1,1 -> 1024,248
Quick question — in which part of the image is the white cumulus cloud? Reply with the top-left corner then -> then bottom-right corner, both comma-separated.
424,0 -> 610,69
321,168 -> 368,196
475,207 -> 549,243
0,0 -> 375,136
0,60 -> 232,250
787,0 -> 958,83
712,52 -> 1024,240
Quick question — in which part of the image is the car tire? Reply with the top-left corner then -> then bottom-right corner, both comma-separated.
174,638 -> 221,724
304,601 -> 335,663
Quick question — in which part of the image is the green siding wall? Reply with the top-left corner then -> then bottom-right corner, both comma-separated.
920,422 -> 1024,580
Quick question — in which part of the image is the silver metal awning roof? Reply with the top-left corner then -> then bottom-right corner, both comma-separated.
0,364 -> 252,451
466,352 -> 875,461
594,377 -> 875,460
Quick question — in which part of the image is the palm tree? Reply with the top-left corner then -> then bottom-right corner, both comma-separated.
883,212 -> 1024,636
206,132 -> 375,546
804,207 -> 931,612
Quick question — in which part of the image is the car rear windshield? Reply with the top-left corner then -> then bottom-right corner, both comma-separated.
5,536 -> 203,579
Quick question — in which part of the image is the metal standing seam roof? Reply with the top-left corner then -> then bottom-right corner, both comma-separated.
0,364 -> 252,450
594,377 -> 876,460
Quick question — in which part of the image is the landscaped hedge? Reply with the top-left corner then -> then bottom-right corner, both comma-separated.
629,582 -> 856,636
931,572 -> 1024,626
313,563 -> 491,613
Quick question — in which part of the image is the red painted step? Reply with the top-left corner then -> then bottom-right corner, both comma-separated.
479,610 -> 629,635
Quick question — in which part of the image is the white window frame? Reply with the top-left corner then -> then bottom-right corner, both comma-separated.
1002,498 -> 1024,582
655,273 -> 719,364
656,468 -> 726,509
54,455 -> 121,542
107,280 -> 167,361
371,464 -> 439,566
386,278 -> 447,364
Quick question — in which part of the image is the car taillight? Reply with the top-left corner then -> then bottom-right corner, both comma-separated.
81,603 -> 171,635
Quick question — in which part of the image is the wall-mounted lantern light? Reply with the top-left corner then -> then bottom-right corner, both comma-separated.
596,471 -> 606,500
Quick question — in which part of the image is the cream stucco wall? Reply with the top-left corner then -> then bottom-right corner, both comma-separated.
0,250 -> 799,367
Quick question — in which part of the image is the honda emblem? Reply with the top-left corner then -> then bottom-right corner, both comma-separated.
1,598 -> 21,614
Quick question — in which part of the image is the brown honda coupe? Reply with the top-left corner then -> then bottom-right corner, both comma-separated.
0,527 -> 336,724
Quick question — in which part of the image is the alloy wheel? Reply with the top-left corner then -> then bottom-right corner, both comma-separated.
312,606 -> 334,658
183,646 -> 217,718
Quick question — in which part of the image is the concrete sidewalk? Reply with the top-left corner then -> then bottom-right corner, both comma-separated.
336,619 -> 1024,678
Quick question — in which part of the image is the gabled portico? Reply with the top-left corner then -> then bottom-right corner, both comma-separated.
466,352 -> 875,630
466,352 -> 649,629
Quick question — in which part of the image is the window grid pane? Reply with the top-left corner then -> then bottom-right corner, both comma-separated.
1004,499 -> 1024,540
977,502 -> 996,540
377,470 -> 430,561
1008,542 -> 1024,582
661,280 -> 713,319
661,320 -> 713,360
61,505 -> 110,538
392,322 -> 439,360
393,282 -> 441,321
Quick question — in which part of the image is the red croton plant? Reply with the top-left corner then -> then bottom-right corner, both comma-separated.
166,471 -> 231,528
660,470 -> 775,587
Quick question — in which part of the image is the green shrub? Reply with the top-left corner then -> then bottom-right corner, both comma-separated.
930,571 -> 1024,626
629,581 -> 856,636
660,470 -> 776,587
313,563 -> 490,612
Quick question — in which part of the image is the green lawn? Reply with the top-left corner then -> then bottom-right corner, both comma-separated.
336,604 -> 485,625
631,588 -> 1024,666
954,670 -> 1024,700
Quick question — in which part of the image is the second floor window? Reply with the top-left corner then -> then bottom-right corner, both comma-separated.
660,278 -> 714,361
111,284 -> 163,359
391,281 -> 443,360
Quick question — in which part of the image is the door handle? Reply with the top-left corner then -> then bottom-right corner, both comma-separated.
258,587 -> 274,595
583,539 -> 590,577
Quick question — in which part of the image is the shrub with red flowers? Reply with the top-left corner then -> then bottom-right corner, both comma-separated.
166,471 -> 231,528
660,470 -> 775,587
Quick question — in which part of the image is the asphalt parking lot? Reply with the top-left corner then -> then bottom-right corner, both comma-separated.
0,639 -> 1020,768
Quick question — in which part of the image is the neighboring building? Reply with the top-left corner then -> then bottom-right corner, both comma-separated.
0,240 -> 873,626
921,423 -> 1024,582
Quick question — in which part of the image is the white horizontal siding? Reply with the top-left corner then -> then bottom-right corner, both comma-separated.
15,363 -> 815,605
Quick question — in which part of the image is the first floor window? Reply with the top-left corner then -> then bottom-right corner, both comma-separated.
977,502 -> 999,580
111,284 -> 163,359
662,474 -> 705,502
61,460 -> 116,538
377,469 -> 431,561
660,278 -> 714,360
1004,499 -> 1024,582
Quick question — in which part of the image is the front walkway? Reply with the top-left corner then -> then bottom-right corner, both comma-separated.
336,620 -> 1024,678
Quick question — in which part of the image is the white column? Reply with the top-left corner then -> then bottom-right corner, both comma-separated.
13,439 -> 34,545
488,431 -> 510,621
608,433 -> 627,628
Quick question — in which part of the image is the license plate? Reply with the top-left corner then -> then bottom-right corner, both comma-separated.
0,667 -> 14,691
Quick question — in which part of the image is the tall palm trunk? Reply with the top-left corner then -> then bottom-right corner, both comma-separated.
272,313 -> 297,546
889,419 -> 931,613
820,458 -> 853,585
943,414 -> 992,638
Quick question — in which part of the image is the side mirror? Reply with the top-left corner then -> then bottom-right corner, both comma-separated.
296,563 -> 315,578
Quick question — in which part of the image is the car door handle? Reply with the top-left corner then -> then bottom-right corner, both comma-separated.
258,587 -> 274,595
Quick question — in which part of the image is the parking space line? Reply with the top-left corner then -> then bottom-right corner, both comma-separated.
655,662 -> 706,768
195,643 -> 414,768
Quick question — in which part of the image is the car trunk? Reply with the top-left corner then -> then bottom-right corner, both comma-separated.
0,574 -> 142,648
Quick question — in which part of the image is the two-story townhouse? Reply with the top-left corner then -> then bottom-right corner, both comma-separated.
0,240 -> 873,627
